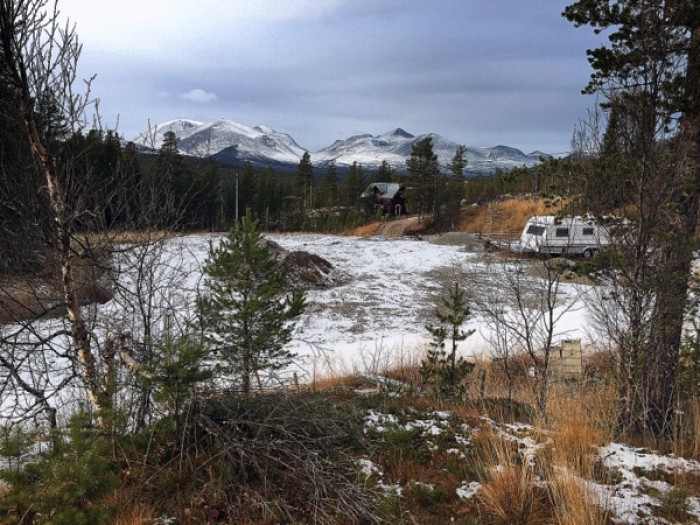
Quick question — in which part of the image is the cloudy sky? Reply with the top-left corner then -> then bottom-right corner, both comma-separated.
59,0 -> 606,155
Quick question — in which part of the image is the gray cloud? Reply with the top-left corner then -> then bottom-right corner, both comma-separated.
65,0 -> 606,155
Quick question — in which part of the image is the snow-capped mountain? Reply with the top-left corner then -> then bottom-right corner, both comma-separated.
133,119 -> 546,173
314,129 -> 544,173
133,118 -> 307,165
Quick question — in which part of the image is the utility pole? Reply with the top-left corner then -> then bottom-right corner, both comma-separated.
235,170 -> 239,220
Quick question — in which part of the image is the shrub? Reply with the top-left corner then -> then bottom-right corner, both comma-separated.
0,414 -> 118,524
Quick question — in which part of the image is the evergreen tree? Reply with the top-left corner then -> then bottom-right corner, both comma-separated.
149,131 -> 190,225
238,161 -> 258,219
448,145 -> 467,179
441,145 -> 468,228
254,166 -> 282,230
406,137 -> 441,222
0,76 -> 49,273
144,336 -> 212,429
376,160 -> 394,183
197,216 -> 305,394
343,161 -> 365,208
420,282 -> 475,402
564,0 -> 700,437
115,140 -> 140,226
197,158 -> 222,230
294,151 -> 314,211
319,162 -> 340,208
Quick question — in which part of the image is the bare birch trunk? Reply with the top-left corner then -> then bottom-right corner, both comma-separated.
0,0 -> 106,424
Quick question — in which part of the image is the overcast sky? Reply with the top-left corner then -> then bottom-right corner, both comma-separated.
59,0 -> 606,155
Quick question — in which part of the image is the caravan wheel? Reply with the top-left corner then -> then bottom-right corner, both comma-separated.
582,248 -> 596,258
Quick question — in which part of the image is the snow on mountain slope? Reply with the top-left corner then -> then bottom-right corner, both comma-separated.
133,118 -> 307,164
133,119 -> 547,173
315,130 -> 543,172
133,118 -> 205,149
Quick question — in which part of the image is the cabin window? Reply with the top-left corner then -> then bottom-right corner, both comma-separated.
555,228 -> 569,237
526,225 -> 545,235
582,227 -> 594,236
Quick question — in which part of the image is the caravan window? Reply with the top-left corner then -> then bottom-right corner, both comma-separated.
582,227 -> 594,236
555,228 -> 569,237
526,225 -> 545,235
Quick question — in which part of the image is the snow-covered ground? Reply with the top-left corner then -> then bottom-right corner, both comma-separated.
105,232 -> 594,379
267,234 -> 592,379
0,232 -> 596,421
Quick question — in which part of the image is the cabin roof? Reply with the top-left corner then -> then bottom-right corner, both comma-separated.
361,182 -> 403,199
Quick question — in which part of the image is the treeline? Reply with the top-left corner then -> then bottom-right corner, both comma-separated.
2,71 -> 481,270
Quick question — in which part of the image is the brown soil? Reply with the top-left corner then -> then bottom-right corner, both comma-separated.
0,253 -> 113,324
376,216 -> 421,238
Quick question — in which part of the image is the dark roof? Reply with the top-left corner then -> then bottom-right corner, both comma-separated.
360,182 -> 403,199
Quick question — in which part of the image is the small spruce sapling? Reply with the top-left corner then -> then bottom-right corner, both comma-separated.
197,216 -> 305,394
144,335 -> 212,429
420,282 -> 475,401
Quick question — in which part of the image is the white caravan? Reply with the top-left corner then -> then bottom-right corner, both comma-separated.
518,215 -> 611,257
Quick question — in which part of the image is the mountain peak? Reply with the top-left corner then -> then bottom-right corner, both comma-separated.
385,128 -> 414,139
134,118 -> 548,174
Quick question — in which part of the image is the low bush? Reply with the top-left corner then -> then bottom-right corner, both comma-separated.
0,414 -> 118,525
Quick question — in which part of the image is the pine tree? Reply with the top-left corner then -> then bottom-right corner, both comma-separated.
406,137 -> 441,222
564,0 -> 700,437
197,217 -> 305,394
238,162 -> 256,217
420,282 -> 475,402
448,145 -> 467,179
294,151 -> 314,211
320,162 -> 340,208
343,161 -> 366,208
199,158 -> 222,231
254,166 -> 281,230
441,145 -> 468,228
376,160 -> 394,183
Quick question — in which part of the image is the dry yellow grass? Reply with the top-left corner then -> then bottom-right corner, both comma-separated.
676,398 -> 700,461
111,505 -> 159,525
547,469 -> 610,525
341,221 -> 382,237
306,373 -> 366,392
545,383 -> 617,444
548,420 -> 605,478
457,197 -> 568,236
475,429 -> 549,524
77,229 -> 172,245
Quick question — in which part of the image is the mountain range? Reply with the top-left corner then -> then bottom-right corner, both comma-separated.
133,118 -> 548,174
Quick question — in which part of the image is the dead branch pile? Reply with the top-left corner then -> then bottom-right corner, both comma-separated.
147,392 -> 380,524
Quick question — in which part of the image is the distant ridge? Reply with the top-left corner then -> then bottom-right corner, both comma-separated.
133,118 -> 548,174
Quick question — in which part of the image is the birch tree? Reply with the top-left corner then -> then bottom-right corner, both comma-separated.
0,0 -> 109,421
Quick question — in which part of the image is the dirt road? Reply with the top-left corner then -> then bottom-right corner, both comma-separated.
375,216 -> 420,238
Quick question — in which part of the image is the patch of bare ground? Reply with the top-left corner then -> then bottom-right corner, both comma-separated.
0,254 -> 113,324
375,215 -> 422,238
